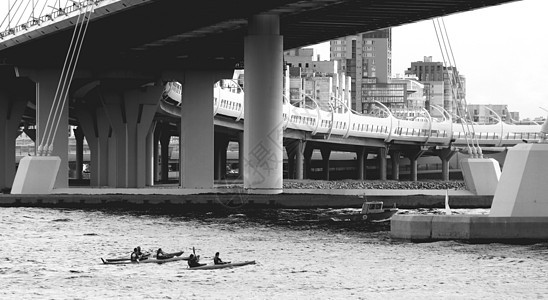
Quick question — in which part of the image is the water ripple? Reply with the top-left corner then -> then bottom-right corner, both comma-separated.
1,206 -> 547,299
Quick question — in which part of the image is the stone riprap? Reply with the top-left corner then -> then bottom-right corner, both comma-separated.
282,180 -> 466,190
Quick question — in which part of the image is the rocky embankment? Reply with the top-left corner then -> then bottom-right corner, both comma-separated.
283,180 -> 467,190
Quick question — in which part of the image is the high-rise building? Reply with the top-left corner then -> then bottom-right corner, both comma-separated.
284,48 -> 351,110
405,56 -> 466,119
330,28 -> 400,113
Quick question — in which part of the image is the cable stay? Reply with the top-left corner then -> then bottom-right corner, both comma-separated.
37,0 -> 95,156
433,17 -> 483,158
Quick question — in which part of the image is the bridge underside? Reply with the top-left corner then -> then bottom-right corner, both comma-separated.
1,0 -> 520,70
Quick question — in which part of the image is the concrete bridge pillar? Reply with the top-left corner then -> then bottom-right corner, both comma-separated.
320,147 -> 331,181
74,102 -> 110,187
285,139 -> 305,180
73,126 -> 85,180
390,150 -> 401,181
244,14 -> 284,193
0,91 -> 26,190
146,122 -> 156,186
357,147 -> 367,180
153,124 -> 160,183
304,144 -> 314,179
238,132 -> 244,180
30,70 -> 69,188
102,85 -> 162,188
155,122 -> 171,184
405,147 -> 426,181
377,147 -> 387,180
163,70 -> 231,188
176,70 -> 231,188
285,144 -> 295,180
435,147 -> 456,181
214,134 -> 230,180
295,140 -> 304,180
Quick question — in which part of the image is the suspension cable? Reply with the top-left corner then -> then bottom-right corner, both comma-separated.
439,18 -> 482,156
433,18 -> 483,157
48,3 -> 94,154
39,1 -> 94,155
433,19 -> 472,153
37,2 -> 85,155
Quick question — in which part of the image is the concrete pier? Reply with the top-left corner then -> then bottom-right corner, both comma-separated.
391,214 -> 548,242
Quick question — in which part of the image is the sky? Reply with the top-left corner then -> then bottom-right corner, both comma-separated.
308,0 -> 548,120
2,0 -> 547,119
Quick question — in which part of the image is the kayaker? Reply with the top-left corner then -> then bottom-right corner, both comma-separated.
130,247 -> 143,262
213,252 -> 228,265
187,254 -> 206,268
156,248 -> 166,259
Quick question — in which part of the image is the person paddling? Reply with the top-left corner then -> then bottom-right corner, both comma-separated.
187,254 -> 206,268
156,248 -> 166,259
213,252 -> 229,265
130,246 -> 143,262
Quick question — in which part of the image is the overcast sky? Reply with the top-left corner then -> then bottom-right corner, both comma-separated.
310,0 -> 548,119
2,0 -> 547,119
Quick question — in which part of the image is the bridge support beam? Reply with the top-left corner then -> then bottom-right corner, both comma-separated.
390,150 -> 401,180
74,103 -> 110,187
214,134 -> 230,180
405,147 -> 426,181
102,85 -> 162,188
357,147 -> 367,180
11,70 -> 67,193
32,71 -> 69,189
435,147 -> 456,181
295,140 -> 304,180
285,139 -> 305,180
243,14 -> 283,193
0,91 -> 26,191
238,132 -> 244,180
285,142 -> 295,179
73,126 -> 85,180
320,147 -> 331,181
304,144 -> 314,180
175,70 -> 231,188
145,122 -> 156,186
377,147 -> 387,180
156,122 -> 171,184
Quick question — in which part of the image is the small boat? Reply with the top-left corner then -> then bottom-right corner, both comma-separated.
101,255 -> 191,265
187,260 -> 256,270
319,201 -> 398,222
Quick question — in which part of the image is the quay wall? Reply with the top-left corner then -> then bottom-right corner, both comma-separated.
0,193 -> 492,209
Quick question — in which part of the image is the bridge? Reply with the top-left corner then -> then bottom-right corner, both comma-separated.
0,0 -> 531,194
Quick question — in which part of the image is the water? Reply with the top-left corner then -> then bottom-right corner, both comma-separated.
1,207 -> 548,299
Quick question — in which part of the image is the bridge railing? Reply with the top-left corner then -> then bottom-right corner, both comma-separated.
0,0 -> 106,40
165,80 -> 543,148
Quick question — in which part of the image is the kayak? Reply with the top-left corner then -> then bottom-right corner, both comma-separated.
187,260 -> 256,270
104,253 -> 151,262
101,256 -> 191,265
154,251 -> 184,259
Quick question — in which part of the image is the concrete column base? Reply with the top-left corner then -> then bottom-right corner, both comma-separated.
11,156 -> 61,194
391,214 -> 548,242
460,157 -> 501,195
490,143 -> 548,216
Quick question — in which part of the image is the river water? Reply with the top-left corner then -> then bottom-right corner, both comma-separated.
1,206 -> 547,299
